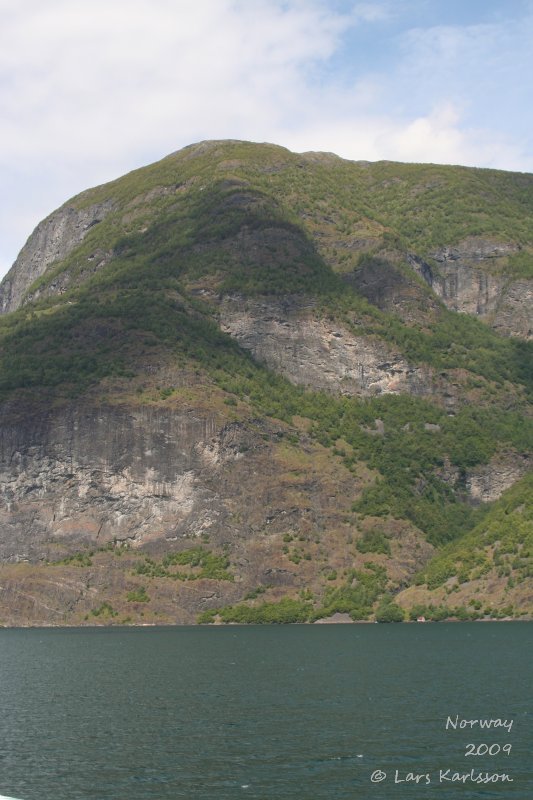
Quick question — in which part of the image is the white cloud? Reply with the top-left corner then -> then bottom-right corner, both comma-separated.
281,98 -> 533,174
0,0 -> 350,165
396,16 -> 533,135
352,2 -> 390,22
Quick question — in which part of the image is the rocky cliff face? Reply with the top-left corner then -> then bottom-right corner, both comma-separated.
466,455 -> 532,503
435,453 -> 532,504
0,199 -> 114,314
219,295 -> 435,398
0,403 -> 220,562
0,393 -> 377,561
1,393 -> 438,625
410,238 -> 532,339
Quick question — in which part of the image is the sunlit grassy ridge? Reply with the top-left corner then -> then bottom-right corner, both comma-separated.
25,139 -> 533,293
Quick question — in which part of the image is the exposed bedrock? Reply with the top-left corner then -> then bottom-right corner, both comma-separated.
0,405 -> 227,561
0,199 -> 115,314
219,295 -> 436,398
409,238 -> 532,339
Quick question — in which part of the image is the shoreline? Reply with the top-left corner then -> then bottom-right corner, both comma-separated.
0,617 -> 530,631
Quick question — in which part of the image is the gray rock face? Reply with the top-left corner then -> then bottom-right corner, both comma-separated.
0,199 -> 114,314
410,238 -> 532,339
435,453 -> 531,504
466,457 -> 531,503
0,405 -> 226,561
0,394 -> 386,626
491,280 -> 533,339
220,295 -> 434,398
0,400 -> 361,567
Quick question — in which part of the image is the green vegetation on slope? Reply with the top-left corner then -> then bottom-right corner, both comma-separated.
133,548 -> 234,581
75,140 -> 533,252
198,562 -> 391,623
3,142 -> 532,397
0,263 -> 531,547
0,140 -> 531,619
415,473 -> 532,589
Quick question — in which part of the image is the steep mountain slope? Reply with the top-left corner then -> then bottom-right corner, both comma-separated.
0,140 -> 531,626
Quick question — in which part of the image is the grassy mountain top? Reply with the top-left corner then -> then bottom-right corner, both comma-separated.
16,139 -> 533,296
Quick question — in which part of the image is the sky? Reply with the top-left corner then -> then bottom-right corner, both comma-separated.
1,0 -> 532,280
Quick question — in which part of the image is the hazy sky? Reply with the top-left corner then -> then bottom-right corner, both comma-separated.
1,0 -> 532,279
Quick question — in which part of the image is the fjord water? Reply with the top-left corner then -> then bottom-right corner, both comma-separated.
0,624 -> 530,800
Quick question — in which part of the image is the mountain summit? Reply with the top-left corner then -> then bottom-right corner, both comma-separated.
0,140 -> 531,625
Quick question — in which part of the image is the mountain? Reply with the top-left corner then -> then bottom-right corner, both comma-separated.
0,139 -> 531,626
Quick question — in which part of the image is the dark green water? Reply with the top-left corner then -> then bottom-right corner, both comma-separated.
0,623 -> 531,799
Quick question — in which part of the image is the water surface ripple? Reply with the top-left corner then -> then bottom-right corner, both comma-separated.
0,623 -> 530,799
